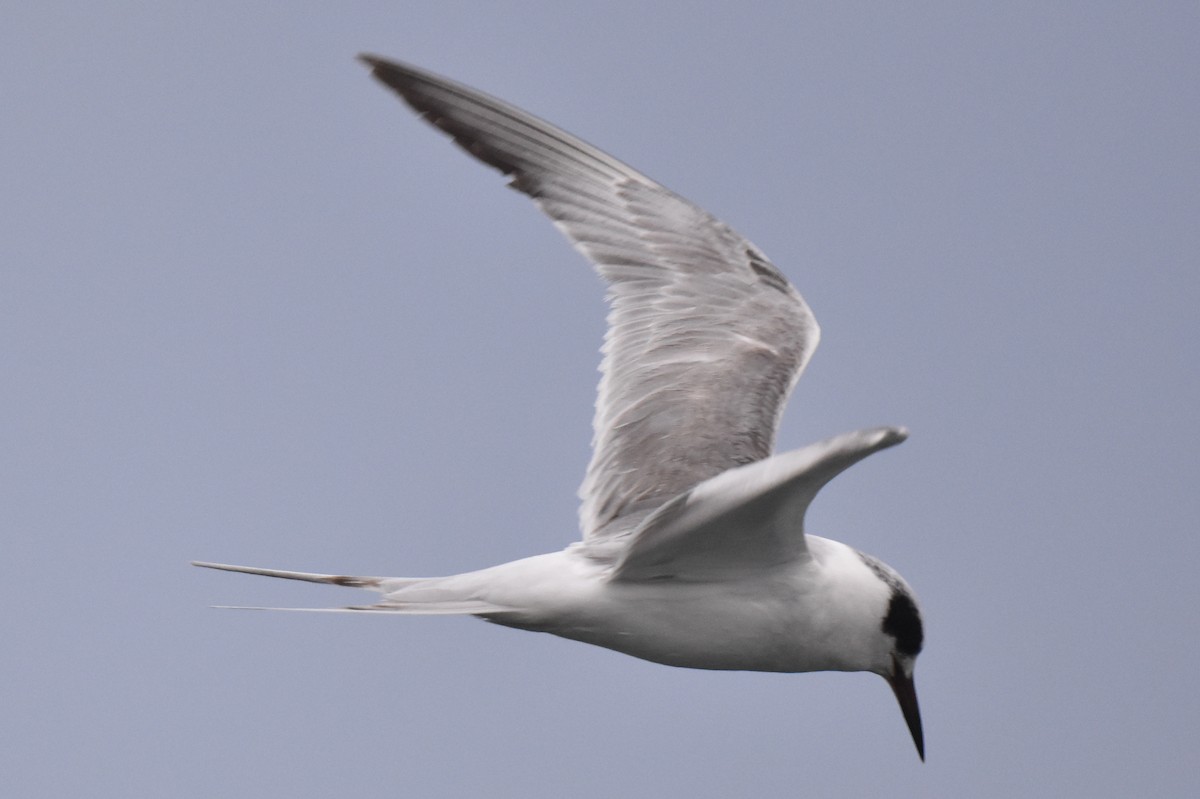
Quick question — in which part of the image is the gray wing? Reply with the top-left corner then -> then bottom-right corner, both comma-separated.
360,56 -> 819,543
611,428 -> 907,581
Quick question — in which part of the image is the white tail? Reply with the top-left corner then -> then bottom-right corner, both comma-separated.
192,561 -> 512,614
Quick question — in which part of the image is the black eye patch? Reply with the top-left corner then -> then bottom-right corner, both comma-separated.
882,591 -> 924,656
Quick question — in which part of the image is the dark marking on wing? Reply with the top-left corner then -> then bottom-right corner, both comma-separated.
746,248 -> 791,294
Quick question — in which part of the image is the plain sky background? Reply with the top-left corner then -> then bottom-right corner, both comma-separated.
3,2 -> 1198,796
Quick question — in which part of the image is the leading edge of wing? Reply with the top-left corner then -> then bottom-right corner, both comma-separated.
610,427 -> 908,582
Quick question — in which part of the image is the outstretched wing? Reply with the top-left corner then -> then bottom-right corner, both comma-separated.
361,56 -> 819,542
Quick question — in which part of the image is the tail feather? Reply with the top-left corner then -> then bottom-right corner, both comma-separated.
191,561 -> 385,589
192,560 -> 513,615
208,602 -> 504,614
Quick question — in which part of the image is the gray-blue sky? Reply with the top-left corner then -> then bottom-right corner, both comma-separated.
3,2 -> 1197,795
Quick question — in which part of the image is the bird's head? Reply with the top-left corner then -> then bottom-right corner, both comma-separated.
856,551 -> 925,761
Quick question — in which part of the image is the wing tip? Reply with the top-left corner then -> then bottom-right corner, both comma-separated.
357,52 -> 390,73
859,425 -> 908,451
357,54 -> 431,94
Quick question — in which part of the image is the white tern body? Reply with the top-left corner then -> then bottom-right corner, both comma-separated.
196,56 -> 928,759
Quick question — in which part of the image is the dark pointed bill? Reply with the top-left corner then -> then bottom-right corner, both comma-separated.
887,668 -> 925,761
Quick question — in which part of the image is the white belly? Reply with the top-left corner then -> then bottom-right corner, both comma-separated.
469,549 -> 857,673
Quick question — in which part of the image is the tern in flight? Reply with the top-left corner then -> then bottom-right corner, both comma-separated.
196,55 -> 926,760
